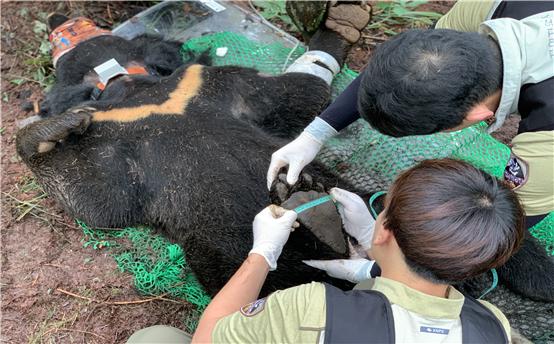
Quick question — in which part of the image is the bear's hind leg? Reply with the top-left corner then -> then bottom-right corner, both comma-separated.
179,231 -> 247,297
497,232 -> 554,302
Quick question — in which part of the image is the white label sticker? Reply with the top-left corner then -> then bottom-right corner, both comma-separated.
200,0 -> 226,12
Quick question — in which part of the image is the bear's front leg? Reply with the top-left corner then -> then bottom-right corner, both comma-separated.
16,106 -> 95,160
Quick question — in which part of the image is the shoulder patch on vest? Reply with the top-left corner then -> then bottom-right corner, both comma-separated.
240,298 -> 267,317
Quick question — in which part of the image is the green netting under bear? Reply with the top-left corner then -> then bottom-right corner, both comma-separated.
78,220 -> 210,332
180,31 -> 357,99
529,212 -> 554,256
80,31 -> 553,331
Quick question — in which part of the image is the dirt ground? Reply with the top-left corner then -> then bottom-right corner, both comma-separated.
1,3 -> 195,343
1,1 -> 519,343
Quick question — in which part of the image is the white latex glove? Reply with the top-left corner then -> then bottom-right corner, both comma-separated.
303,259 -> 376,283
249,205 -> 298,271
330,188 -> 375,250
267,131 -> 322,189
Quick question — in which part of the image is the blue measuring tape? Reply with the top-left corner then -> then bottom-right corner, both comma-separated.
478,268 -> 498,299
368,191 -> 387,219
293,195 -> 333,214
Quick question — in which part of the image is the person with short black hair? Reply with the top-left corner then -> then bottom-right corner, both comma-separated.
267,1 -> 553,225
128,158 -> 523,343
358,29 -> 503,137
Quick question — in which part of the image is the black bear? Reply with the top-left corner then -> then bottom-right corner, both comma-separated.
17,15 -> 359,296
16,13 -> 554,322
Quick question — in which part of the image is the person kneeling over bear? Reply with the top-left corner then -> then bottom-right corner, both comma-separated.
128,159 -> 523,343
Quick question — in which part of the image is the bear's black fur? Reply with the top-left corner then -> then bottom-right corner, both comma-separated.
40,34 -> 207,118
16,16 -> 554,304
18,24 -> 358,296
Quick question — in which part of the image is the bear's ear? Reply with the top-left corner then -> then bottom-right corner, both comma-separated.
47,13 -> 70,32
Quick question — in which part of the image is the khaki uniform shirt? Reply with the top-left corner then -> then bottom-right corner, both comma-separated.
437,1 -> 554,216
437,1 -> 554,133
213,278 -> 511,343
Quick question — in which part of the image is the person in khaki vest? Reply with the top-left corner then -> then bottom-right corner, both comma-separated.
128,159 -> 524,343
269,1 -> 554,224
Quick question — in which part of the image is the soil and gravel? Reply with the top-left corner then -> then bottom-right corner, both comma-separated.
1,3 -> 194,343
1,1 -> 519,343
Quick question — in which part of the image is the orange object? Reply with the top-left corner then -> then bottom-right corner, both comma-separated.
49,17 -> 112,67
92,64 -> 149,100
125,65 -> 149,76
94,65 -> 149,91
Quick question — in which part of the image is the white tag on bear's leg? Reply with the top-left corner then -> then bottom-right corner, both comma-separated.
285,51 -> 340,85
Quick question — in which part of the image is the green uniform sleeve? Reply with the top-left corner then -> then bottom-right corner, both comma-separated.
435,0 -> 495,32
478,300 -> 512,343
212,282 -> 326,343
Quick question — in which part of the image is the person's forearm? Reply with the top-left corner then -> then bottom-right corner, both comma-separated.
318,74 -> 362,131
192,254 -> 270,343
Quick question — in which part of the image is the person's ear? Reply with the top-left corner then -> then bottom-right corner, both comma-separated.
466,103 -> 494,123
373,226 -> 393,246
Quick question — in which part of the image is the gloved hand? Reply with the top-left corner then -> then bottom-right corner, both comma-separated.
267,131 -> 322,189
330,188 -> 375,250
249,205 -> 299,271
303,258 -> 377,283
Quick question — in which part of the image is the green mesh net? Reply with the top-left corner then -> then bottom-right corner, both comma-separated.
529,212 -> 554,256
79,220 -> 210,332
180,31 -> 357,96
182,33 -> 304,74
80,31 -> 553,331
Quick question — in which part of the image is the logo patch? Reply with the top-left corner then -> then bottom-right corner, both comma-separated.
240,298 -> 267,317
504,157 -> 526,188
420,326 -> 450,335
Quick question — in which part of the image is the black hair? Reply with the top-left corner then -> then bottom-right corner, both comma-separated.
358,29 -> 503,137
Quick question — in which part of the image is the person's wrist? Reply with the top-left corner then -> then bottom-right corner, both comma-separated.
249,244 -> 282,271
359,241 -> 372,251
357,221 -> 374,250
352,230 -> 371,250
359,260 -> 375,280
299,131 -> 324,148
247,252 -> 271,270
358,236 -> 372,250
304,117 -> 338,143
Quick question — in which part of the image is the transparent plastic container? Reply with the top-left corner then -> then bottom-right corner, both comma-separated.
113,0 -> 302,48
